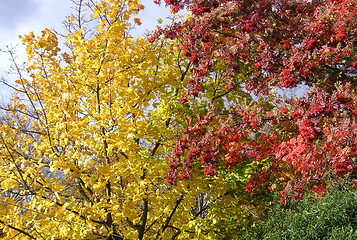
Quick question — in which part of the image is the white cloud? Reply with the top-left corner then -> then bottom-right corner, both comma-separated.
0,0 -> 40,31
0,0 -> 72,72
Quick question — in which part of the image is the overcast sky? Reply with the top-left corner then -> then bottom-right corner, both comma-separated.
0,0 -> 170,98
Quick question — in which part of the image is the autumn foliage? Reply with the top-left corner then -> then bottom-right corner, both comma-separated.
0,0 -> 356,239
157,0 -> 357,202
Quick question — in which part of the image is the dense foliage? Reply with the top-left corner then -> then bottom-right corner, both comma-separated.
245,183 -> 357,240
0,0 -> 356,239
156,0 -> 357,202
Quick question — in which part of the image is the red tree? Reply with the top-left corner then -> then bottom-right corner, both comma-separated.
155,0 -> 357,200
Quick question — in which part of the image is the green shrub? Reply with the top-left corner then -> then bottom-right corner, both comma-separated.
243,184 -> 357,240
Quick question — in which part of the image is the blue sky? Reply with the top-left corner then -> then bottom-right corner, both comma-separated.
0,0 -> 170,98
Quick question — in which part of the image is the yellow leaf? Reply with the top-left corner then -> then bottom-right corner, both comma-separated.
93,10 -> 99,18
58,202 -> 69,214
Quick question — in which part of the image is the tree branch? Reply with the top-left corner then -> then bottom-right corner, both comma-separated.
155,194 -> 184,239
138,199 -> 148,240
0,219 -> 36,239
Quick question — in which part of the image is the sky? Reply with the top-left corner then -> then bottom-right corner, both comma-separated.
0,0 -> 72,67
0,0 -> 171,99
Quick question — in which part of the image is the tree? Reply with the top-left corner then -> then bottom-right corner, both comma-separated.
155,0 -> 357,203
